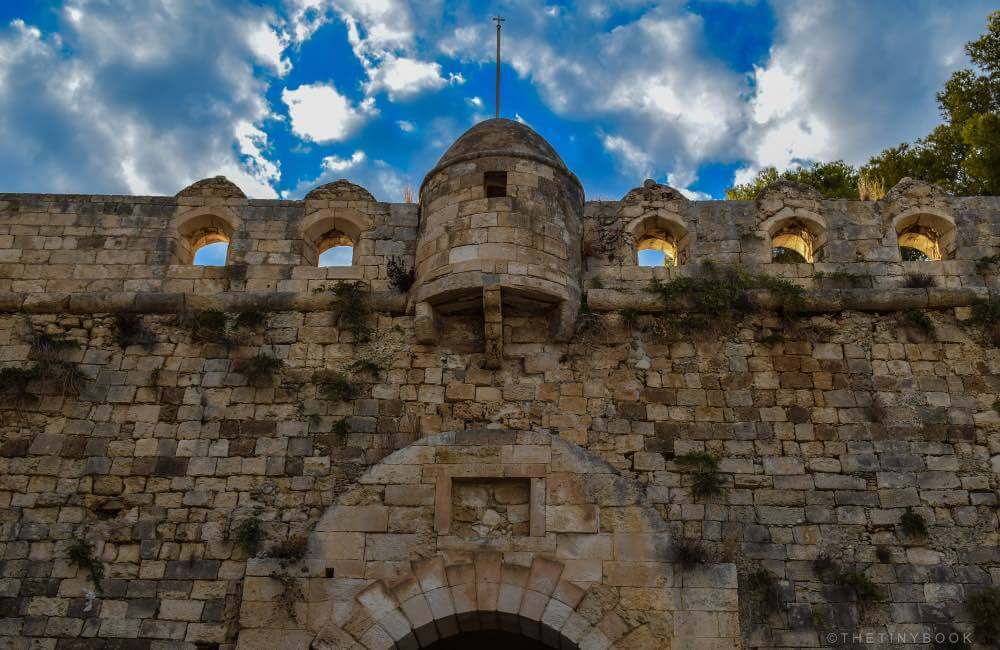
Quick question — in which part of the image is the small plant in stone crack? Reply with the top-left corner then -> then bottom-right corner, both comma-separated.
274,571 -> 304,623
269,534 -> 309,562
68,538 -> 105,592
332,418 -> 351,440
646,261 -> 804,340
347,358 -> 382,377
899,309 -> 934,336
183,309 -> 232,344
234,309 -> 268,331
813,269 -> 872,288
113,313 -> 156,348
28,332 -> 86,396
813,554 -> 883,602
969,299 -> 1000,346
744,567 -> 782,622
327,281 -> 373,342
0,365 -> 42,407
975,254 -> 1000,275
237,353 -> 284,387
672,537 -> 711,569
387,256 -> 415,293
965,587 -> 1000,646
903,273 -> 936,288
674,451 -> 724,499
313,371 -> 358,402
233,516 -> 264,556
899,508 -> 929,539
619,307 -> 641,332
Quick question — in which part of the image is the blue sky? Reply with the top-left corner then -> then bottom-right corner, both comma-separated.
0,0 -> 994,203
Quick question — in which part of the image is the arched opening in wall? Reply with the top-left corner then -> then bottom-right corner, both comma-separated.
637,235 -> 678,267
424,630 -> 551,649
174,213 -> 235,266
895,212 -> 956,261
771,220 -> 818,263
629,215 -> 690,267
302,212 -> 367,267
316,229 -> 355,267
760,215 -> 826,264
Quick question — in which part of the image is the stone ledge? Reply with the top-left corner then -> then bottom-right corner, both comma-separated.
2,290 -> 408,315
586,286 -> 995,314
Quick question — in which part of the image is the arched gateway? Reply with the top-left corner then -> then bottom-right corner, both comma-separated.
236,431 -> 739,649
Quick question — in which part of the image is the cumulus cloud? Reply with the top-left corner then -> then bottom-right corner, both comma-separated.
282,82 -> 375,143
322,150 -> 366,172
366,55 -> 446,99
0,1 -> 283,197
737,0 -> 994,179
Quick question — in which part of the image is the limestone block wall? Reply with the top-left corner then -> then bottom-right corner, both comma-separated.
0,178 -> 998,650
0,191 -> 418,296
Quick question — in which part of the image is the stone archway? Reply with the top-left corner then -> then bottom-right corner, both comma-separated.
236,430 -> 740,649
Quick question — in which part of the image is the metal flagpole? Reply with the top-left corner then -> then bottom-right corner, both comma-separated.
492,15 -> 504,118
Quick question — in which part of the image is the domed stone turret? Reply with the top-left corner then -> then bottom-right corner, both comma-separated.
176,175 -> 246,199
305,179 -> 375,202
414,119 -> 584,358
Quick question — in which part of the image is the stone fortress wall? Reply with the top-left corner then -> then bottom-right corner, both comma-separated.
0,118 -> 999,649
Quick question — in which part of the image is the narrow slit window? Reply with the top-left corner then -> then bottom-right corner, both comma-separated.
484,171 -> 507,198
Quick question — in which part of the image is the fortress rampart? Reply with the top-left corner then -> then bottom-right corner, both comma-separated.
0,118 -> 998,650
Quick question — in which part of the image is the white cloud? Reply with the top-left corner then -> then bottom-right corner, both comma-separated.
246,22 -> 291,76
740,0 -> 993,172
282,82 -> 375,143
322,150 -> 365,172
602,134 -> 653,179
396,120 -> 415,132
466,96 -> 483,108
0,1 -> 283,197
366,55 -> 446,99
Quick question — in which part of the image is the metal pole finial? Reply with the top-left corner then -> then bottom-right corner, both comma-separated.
492,15 -> 504,118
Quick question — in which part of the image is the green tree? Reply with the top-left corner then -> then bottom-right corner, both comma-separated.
725,161 -> 859,200
863,11 -> 1000,195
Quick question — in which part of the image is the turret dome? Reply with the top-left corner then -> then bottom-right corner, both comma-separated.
428,118 -> 569,180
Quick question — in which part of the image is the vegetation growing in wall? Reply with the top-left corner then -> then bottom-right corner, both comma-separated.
185,310 -> 231,344
114,313 -> 156,348
969,299 -> 1000,345
674,451 -> 724,499
744,568 -> 783,622
348,358 -> 382,377
646,262 -> 804,340
672,537 -> 710,569
967,587 -> 1000,646
238,353 -> 284,387
234,309 -> 268,331
0,365 -> 41,407
68,538 -> 104,592
234,516 -> 264,556
332,418 -> 351,439
317,281 -> 373,342
899,508 -> 929,539
387,256 -> 415,293
900,309 -> 934,337
976,254 -> 1000,274
269,535 -> 308,562
814,269 -> 872,288
28,332 -> 86,396
813,555 -> 884,602
314,371 -> 357,402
